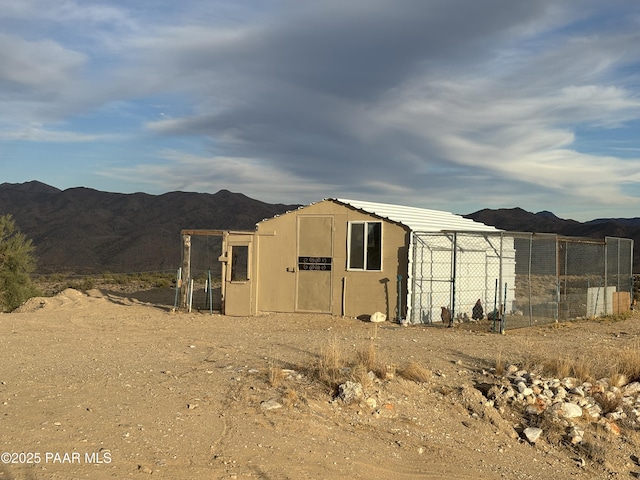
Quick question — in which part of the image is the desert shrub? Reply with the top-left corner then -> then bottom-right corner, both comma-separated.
574,427 -> 610,464
614,342 -> 640,382
356,340 -> 378,373
397,361 -> 432,383
592,391 -> 623,415
316,336 -> 345,387
539,354 -> 594,383
0,214 -> 40,311
67,277 -> 96,292
494,349 -> 505,376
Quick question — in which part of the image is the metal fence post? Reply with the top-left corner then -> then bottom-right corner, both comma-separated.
604,238 -> 608,316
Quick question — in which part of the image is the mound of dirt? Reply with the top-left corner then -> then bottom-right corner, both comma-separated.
14,288 -> 89,313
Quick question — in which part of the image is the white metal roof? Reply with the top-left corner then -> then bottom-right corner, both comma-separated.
333,198 -> 500,233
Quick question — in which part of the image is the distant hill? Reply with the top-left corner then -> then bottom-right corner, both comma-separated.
464,208 -> 639,272
0,181 -> 637,274
0,181 -> 299,274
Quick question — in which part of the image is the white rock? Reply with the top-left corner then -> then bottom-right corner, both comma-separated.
505,364 -> 519,375
571,386 -> 585,397
584,404 -> 602,419
552,402 -> 583,419
523,427 -> 543,444
370,312 -> 387,323
606,411 -> 624,421
622,382 -> 640,397
554,387 -> 567,400
568,426 -> 584,444
338,381 -> 363,404
260,399 -> 283,411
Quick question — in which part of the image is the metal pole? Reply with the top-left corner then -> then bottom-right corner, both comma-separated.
631,239 -> 635,311
208,269 -> 213,315
173,267 -> 182,311
491,278 -> 498,332
498,233 -> 503,322
604,238 -> 608,315
188,278 -> 194,313
451,233 -> 457,321
528,235 -> 533,326
180,234 -> 191,310
342,277 -> 346,318
501,283 -> 507,334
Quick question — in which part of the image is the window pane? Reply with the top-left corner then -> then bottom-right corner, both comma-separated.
349,223 -> 364,269
366,222 -> 381,270
231,245 -> 248,281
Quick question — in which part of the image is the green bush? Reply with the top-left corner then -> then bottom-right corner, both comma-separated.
0,214 -> 40,311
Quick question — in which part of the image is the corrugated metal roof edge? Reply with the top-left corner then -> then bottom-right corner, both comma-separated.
333,198 -> 501,233
255,198 -> 500,233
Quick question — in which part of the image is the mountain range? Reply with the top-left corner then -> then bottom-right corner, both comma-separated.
1,181 -> 638,274
0,181 -> 297,274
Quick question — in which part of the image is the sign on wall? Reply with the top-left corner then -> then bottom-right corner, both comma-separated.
298,257 -> 332,271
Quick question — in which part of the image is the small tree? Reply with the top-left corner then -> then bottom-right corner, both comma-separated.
0,214 -> 39,311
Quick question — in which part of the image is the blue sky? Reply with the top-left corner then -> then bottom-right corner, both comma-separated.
2,0 -> 640,221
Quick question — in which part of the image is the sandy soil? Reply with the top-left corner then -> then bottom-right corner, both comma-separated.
1,287 -> 640,479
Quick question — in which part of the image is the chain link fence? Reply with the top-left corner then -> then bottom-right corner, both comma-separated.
408,232 -> 633,329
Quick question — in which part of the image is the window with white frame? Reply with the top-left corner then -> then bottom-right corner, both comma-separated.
348,221 -> 382,271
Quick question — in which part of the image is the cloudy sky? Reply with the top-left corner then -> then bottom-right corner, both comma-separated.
2,0 -> 640,220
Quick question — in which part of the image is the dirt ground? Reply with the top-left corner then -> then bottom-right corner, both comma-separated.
1,287 -> 640,479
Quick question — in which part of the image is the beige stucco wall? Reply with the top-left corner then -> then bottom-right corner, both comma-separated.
255,200 -> 409,319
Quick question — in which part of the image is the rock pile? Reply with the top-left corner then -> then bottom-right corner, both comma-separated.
487,364 -> 640,443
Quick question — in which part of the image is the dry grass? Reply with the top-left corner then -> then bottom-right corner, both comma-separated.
494,350 -> 505,376
574,426 -> 611,464
526,412 -> 567,446
316,336 -> 345,387
282,388 -> 299,409
571,357 -> 594,383
397,361 -> 432,383
609,372 -> 628,388
592,391 -> 623,415
539,354 -> 594,383
543,355 -> 572,379
356,341 -> 378,373
309,325 -> 428,391
615,341 -> 640,382
350,363 -> 374,390
268,365 -> 284,387
267,348 -> 284,387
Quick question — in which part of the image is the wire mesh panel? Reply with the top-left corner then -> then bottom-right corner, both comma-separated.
559,238 -> 604,319
409,232 -> 517,325
606,237 -> 634,314
512,233 -> 558,328
187,234 -> 223,311
410,233 -> 454,324
407,232 -> 633,330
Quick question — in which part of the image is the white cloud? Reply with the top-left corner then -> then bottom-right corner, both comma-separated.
2,0 -> 640,219
99,150 -> 337,202
0,33 -> 86,91
0,124 -> 116,142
